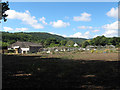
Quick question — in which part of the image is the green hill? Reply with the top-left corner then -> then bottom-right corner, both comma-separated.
25,32 -> 87,44
25,32 -> 66,41
2,32 -> 86,44
2,32 -> 87,48
67,38 -> 87,44
2,32 -> 120,49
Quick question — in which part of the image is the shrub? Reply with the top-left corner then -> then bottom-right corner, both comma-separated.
80,50 -> 84,52
71,51 -> 74,54
91,49 -> 94,53
51,51 -> 55,54
8,49 -> 15,53
95,50 -> 98,53
106,50 -> 109,53
104,49 -> 109,53
110,50 -> 113,53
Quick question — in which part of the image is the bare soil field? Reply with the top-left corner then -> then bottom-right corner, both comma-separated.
2,53 -> 120,89
40,52 -> 119,61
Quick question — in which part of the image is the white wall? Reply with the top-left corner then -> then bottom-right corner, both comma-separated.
21,48 -> 29,54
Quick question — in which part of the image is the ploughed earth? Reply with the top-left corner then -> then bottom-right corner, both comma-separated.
2,53 -> 120,89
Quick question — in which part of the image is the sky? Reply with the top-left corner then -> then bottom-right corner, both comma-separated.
1,2 -> 119,39
2,0 -> 119,2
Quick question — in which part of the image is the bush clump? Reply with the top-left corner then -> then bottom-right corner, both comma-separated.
8,49 -> 15,53
95,50 -> 98,53
91,49 -> 94,53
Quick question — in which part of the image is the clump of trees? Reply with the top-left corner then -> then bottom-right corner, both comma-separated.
39,39 -> 75,47
82,35 -> 120,48
0,1 -> 9,49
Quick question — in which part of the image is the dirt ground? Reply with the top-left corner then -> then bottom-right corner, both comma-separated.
2,54 -> 120,89
42,52 -> 119,61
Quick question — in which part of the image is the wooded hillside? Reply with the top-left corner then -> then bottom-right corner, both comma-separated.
1,32 -> 120,49
1,32 -> 86,49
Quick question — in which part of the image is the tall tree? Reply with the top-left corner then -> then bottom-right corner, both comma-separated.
82,41 -> 89,48
66,40 -> 74,47
60,40 -> 67,46
0,1 -> 10,22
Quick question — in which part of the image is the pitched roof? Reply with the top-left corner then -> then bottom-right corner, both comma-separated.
11,41 -> 42,48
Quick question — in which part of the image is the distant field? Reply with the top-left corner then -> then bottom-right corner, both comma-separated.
2,53 -> 120,89
19,51 -> 119,61
42,52 -> 119,61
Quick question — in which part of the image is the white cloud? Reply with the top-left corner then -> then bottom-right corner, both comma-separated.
39,17 -> 47,25
69,31 -> 91,39
49,31 -> 92,39
73,12 -> 91,22
3,27 -> 28,32
15,28 -> 28,31
104,30 -> 117,37
93,35 -> 99,38
3,27 -> 13,32
77,26 -> 93,29
5,10 -> 44,29
106,7 -> 118,18
88,26 -> 93,29
50,20 -> 70,28
92,30 -> 100,32
102,21 -> 118,30
102,21 -> 118,37
49,32 -> 67,37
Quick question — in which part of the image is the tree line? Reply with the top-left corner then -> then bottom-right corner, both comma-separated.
82,35 -> 120,48
1,32 -> 76,49
1,32 -> 120,49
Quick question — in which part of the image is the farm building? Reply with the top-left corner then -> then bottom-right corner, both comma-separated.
43,46 -> 82,53
105,45 -> 115,49
73,43 -> 79,47
8,41 -> 43,54
86,45 -> 116,50
43,46 -> 67,53
86,45 -> 97,50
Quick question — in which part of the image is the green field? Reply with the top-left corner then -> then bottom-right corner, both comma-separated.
2,53 -> 120,89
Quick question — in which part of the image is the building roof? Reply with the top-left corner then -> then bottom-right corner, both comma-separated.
86,45 -> 97,48
10,41 -> 42,48
13,46 -> 20,49
74,43 -> 78,47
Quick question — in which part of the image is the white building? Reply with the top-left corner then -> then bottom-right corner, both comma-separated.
8,41 -> 43,54
74,43 -> 79,47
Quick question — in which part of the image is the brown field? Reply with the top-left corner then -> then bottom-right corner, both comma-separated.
2,52 -> 120,89
42,52 -> 119,61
